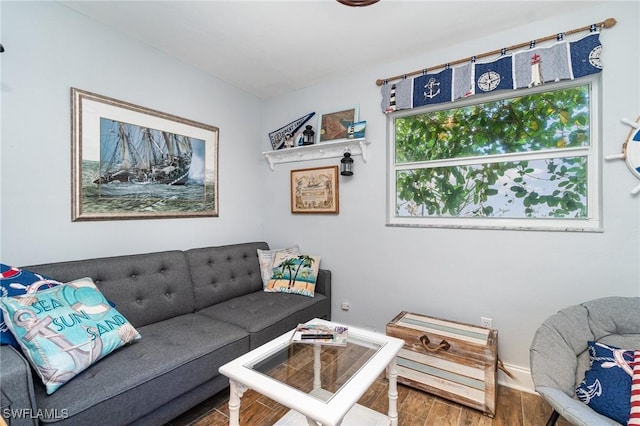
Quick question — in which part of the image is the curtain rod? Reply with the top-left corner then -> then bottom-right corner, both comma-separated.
375,17 -> 617,86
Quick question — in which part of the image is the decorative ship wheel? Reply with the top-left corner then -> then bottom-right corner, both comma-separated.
607,116 -> 640,194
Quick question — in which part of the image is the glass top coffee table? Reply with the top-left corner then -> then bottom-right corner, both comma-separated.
218,318 -> 404,426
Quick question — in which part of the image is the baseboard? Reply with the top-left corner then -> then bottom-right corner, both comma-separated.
497,362 -> 536,394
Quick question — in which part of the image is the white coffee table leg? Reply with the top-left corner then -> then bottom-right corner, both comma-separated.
387,358 -> 399,426
228,379 -> 247,426
305,416 -> 320,426
313,344 -> 322,391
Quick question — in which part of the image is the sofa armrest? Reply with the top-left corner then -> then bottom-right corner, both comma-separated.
315,269 -> 331,301
0,345 -> 38,425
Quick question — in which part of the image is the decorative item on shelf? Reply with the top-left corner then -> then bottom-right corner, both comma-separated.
284,133 -> 294,149
302,125 -> 315,145
347,121 -> 366,139
340,150 -> 354,176
318,106 -> 359,143
606,116 -> 640,194
268,112 -> 315,150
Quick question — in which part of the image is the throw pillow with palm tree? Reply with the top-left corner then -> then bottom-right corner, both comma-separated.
265,253 -> 321,297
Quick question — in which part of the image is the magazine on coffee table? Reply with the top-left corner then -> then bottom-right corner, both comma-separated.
291,323 -> 348,346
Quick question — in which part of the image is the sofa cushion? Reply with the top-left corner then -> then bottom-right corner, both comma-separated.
265,253 -> 320,298
33,314 -> 248,424
0,277 -> 141,394
0,263 -> 62,348
197,290 -> 329,349
25,250 -> 195,328
186,242 -> 267,310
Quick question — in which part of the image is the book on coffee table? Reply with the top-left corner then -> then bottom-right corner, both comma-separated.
291,323 -> 348,346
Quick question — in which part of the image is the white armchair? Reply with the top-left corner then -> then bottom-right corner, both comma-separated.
529,297 -> 640,426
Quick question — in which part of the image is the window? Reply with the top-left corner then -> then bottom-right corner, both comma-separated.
387,76 -> 601,231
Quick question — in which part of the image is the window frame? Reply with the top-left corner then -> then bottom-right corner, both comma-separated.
386,75 -> 602,232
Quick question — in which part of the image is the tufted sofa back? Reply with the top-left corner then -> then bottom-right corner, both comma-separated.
185,242 -> 268,310
25,250 -> 195,328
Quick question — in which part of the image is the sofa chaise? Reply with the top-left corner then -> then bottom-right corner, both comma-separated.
0,242 -> 331,425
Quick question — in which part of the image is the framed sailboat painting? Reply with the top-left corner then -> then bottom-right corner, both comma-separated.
71,88 -> 219,221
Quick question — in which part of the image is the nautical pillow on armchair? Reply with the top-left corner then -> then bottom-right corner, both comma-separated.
575,341 -> 634,425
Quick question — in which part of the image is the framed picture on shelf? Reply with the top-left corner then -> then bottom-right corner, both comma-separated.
347,120 -> 366,139
317,106 -> 359,143
71,88 -> 219,221
291,166 -> 339,214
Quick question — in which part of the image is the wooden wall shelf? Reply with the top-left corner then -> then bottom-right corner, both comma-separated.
262,138 -> 370,171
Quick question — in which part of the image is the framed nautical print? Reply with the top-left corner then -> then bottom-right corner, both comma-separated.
290,166 -> 339,214
71,88 -> 219,221
317,106 -> 359,143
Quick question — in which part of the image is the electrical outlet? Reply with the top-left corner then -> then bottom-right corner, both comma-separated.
480,317 -> 493,328
341,301 -> 350,311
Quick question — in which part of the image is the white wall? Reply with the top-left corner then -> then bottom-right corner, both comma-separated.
0,1 -> 265,266
261,2 -> 640,389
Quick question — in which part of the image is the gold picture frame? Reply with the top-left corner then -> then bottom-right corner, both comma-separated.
290,166 -> 339,214
71,88 -> 219,221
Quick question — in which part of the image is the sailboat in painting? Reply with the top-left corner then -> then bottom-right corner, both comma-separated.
94,120 -> 193,186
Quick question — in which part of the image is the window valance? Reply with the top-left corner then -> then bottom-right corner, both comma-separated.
379,18 -> 616,114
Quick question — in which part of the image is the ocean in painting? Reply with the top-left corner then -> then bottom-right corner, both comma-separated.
81,160 -> 215,215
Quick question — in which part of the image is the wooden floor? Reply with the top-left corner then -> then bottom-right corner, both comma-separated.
166,334 -> 571,426
166,378 -> 572,426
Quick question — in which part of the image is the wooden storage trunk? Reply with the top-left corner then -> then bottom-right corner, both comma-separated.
386,311 -> 498,417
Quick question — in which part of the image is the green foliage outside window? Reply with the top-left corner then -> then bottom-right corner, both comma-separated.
393,83 -> 593,221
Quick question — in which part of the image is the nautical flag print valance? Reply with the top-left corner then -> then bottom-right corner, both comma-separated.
381,32 -> 603,114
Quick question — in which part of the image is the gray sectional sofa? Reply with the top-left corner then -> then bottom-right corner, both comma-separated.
0,242 -> 331,425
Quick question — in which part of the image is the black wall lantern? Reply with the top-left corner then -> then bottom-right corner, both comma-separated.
340,150 -> 354,176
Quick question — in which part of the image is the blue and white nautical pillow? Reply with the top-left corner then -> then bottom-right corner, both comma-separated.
0,277 -> 141,394
0,263 -> 61,348
575,341 -> 634,424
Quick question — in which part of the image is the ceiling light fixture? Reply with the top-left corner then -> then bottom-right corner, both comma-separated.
336,0 -> 380,6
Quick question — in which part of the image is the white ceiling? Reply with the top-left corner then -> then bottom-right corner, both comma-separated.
59,0 -> 585,99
